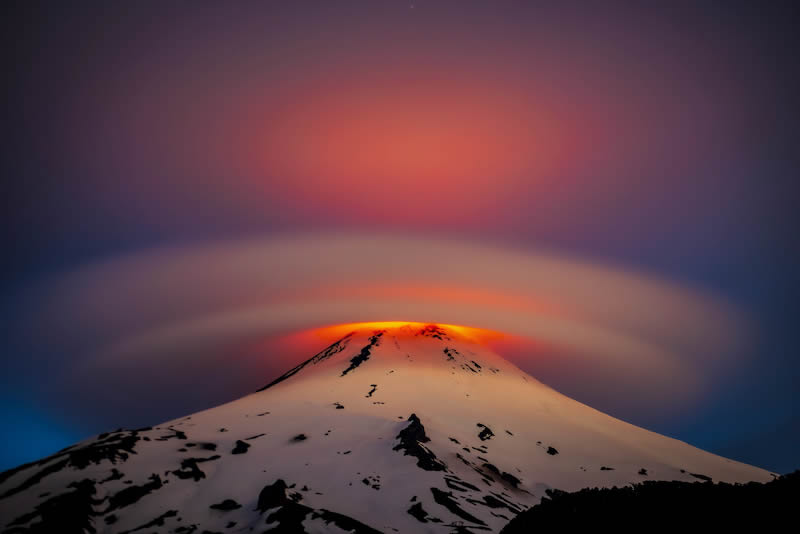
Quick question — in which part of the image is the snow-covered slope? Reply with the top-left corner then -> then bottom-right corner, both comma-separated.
0,324 -> 773,533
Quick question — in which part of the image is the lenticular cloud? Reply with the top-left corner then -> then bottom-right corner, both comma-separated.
35,232 -> 749,406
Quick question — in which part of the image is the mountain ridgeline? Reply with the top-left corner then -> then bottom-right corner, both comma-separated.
0,324 -> 775,533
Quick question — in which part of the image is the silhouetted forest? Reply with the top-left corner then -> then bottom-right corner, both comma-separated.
501,471 -> 798,531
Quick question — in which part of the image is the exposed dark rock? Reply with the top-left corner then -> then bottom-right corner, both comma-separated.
477,424 -> 495,441
333,402 -> 344,409
546,446 -> 558,455
262,497 -> 311,531
492,492 -> 524,509
501,472 -> 522,488
100,468 -> 124,483
639,468 -> 648,476
393,414 -> 446,471
171,456 -> 221,481
407,501 -> 429,522
430,487 -> 487,525
210,499 -> 242,511
600,466 -> 615,471
341,333 -> 384,376
461,362 -> 480,373
0,458 -> 68,500
690,472 -> 712,482
468,462 -> 496,483
119,509 -> 178,533
482,463 -> 521,488
292,434 -> 308,442
361,475 -> 381,490
231,440 -> 250,455
5,478 -> 101,533
417,325 -> 449,340
445,476 -> 481,492
257,479 -> 294,512
366,384 -> 378,397
482,494 -> 522,513
258,333 -> 354,391
76,431 -> 144,467
256,479 -> 311,534
0,430 -> 148,500
255,479 -> 380,533
245,434 -> 265,440
156,428 -> 187,441
455,454 -> 472,468
107,473 -> 163,510
311,509 -> 383,533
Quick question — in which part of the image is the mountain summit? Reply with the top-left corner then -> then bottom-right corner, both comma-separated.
0,323 -> 772,533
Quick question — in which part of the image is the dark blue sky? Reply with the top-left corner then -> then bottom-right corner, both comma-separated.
1,1 -> 799,474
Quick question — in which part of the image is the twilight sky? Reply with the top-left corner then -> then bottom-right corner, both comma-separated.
1,1 -> 799,474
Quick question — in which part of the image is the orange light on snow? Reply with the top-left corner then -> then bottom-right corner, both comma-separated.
310,322 -> 505,345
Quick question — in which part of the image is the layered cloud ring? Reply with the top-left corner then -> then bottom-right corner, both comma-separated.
37,233 -> 749,409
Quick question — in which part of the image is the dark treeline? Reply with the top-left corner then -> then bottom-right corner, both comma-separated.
501,471 -> 798,531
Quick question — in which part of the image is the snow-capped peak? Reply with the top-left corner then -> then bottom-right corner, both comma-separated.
0,323 -> 773,533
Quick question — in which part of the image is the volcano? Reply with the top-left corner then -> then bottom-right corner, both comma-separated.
0,324 -> 772,533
